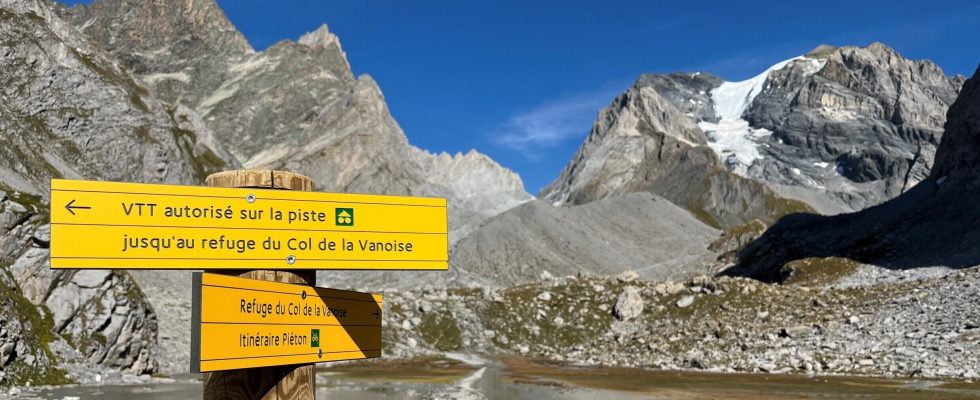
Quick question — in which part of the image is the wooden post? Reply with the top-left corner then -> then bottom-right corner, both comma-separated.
203,170 -> 316,400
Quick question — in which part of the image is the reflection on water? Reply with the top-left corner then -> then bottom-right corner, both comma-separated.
20,357 -> 980,400
26,381 -> 202,400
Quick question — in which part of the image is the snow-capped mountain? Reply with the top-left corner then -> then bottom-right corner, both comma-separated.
733,63 -> 980,282
737,45 -> 961,213
543,43 -> 963,216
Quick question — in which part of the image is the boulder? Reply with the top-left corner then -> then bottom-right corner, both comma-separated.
616,270 -> 639,283
613,287 -> 644,321
676,295 -> 695,308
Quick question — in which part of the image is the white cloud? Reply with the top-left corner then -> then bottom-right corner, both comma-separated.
493,84 -> 624,159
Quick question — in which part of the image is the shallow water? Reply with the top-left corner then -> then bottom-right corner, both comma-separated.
20,357 -> 980,399
23,381 -> 201,400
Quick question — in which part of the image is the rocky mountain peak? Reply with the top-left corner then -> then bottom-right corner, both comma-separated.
736,42 -> 962,213
733,65 -> 980,284
61,0 -> 531,238
541,40 -> 962,228
865,41 -> 899,56
299,24 -> 341,50
539,72 -> 811,229
295,24 -> 352,77
417,148 -> 529,197
805,44 -> 838,58
929,64 -> 980,181
538,80 -> 706,204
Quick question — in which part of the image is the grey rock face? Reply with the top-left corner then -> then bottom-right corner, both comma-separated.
1,194 -> 158,376
539,78 -> 812,229
929,65 -> 980,181
58,0 -> 255,108
0,254 -> 59,386
540,82 -> 707,204
0,191 -> 157,384
29,267 -> 157,374
732,65 -> 980,281
0,0 -> 239,378
740,44 -> 962,213
0,0 -> 235,198
413,149 -> 533,244
124,270 -> 191,373
635,72 -> 722,121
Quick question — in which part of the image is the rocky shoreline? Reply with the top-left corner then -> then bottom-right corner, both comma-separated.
383,263 -> 980,380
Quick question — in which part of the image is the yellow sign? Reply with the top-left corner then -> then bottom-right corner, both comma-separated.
191,273 -> 383,372
49,179 -> 448,270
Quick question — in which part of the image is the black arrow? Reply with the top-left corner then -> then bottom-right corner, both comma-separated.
65,199 -> 91,215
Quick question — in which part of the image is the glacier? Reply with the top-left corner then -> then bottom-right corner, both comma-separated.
698,56 -> 826,175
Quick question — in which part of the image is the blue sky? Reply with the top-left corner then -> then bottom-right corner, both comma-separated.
64,1 -> 980,194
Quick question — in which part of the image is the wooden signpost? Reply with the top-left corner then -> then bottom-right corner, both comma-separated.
48,169 -> 449,400
191,272 -> 383,373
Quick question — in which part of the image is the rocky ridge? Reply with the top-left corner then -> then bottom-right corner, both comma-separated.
60,0 -> 531,241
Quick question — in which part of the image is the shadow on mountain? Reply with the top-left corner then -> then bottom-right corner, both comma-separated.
728,63 -> 980,282
727,178 -> 980,282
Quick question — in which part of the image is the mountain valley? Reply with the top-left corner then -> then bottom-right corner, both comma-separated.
0,0 -> 976,394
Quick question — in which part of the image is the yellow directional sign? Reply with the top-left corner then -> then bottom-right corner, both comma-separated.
191,273 -> 383,372
49,179 -> 448,270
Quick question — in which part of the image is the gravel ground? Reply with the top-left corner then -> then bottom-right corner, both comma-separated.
383,263 -> 980,379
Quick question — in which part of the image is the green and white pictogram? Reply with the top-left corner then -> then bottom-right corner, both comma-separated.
335,208 -> 354,226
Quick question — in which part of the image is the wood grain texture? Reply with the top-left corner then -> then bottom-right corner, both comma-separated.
203,170 -> 316,400
205,170 -> 314,191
